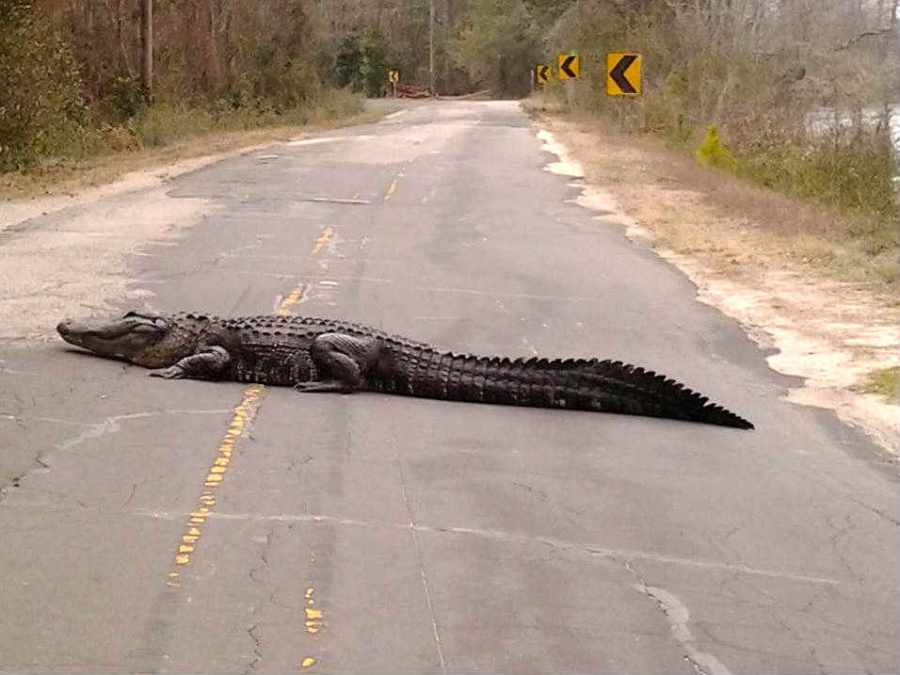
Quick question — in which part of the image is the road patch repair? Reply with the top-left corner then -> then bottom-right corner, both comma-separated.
534,122 -> 900,454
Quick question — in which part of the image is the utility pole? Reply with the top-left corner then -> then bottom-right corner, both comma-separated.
140,0 -> 153,102
429,0 -> 436,97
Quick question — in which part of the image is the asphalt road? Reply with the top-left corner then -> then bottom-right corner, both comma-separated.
1,101 -> 898,674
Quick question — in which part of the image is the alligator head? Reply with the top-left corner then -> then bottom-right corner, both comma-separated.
57,311 -> 204,369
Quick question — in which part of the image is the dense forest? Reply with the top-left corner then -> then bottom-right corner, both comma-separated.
2,0 -> 898,226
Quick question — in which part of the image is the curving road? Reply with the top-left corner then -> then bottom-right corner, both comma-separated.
1,101 -> 897,674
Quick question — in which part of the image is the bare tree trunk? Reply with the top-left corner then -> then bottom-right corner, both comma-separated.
141,0 -> 153,100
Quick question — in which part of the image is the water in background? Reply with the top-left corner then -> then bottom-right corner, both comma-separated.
808,104 -> 900,185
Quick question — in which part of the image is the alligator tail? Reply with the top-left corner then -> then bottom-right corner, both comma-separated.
372,348 -> 754,430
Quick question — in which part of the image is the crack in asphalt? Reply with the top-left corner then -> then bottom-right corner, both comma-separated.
397,459 -> 448,675
623,560 -> 734,675
244,523 -> 279,674
244,622 -> 264,675
0,409 -> 231,507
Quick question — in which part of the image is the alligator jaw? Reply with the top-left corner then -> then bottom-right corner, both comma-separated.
56,313 -> 179,367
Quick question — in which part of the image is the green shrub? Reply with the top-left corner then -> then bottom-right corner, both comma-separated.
108,75 -> 147,123
695,125 -> 737,173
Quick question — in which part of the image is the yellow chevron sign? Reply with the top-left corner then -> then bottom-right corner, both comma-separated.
535,64 -> 551,85
558,53 -> 579,80
606,52 -> 641,96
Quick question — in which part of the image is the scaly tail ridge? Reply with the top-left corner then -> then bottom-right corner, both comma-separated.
377,348 -> 754,429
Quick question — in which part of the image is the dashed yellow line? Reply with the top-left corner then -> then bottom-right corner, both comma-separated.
166,385 -> 264,585
384,176 -> 399,201
165,223 -> 335,670
277,284 -> 309,317
310,225 -> 334,256
300,587 -> 324,668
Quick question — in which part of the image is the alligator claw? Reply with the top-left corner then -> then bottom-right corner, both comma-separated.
150,366 -> 185,379
294,380 -> 353,393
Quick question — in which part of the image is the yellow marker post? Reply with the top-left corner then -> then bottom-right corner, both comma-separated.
606,52 -> 641,96
558,53 -> 579,80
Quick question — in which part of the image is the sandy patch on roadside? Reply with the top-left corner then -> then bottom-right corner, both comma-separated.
535,118 -> 900,454
0,150 -> 249,339
0,143 -> 279,234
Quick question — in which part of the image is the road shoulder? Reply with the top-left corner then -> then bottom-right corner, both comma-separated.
526,106 -> 899,455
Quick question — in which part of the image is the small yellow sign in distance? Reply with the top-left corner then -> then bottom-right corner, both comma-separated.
558,53 -> 579,80
388,70 -> 399,84
535,64 -> 551,85
607,52 -> 641,96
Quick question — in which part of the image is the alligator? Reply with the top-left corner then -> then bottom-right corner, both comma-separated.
56,311 -> 754,429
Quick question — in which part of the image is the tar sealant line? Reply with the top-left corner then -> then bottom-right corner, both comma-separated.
631,579 -> 735,675
132,508 -> 840,587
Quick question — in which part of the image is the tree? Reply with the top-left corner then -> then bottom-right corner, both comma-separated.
453,0 -> 542,97
0,0 -> 84,169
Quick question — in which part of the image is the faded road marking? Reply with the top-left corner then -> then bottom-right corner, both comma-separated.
132,509 -> 840,586
163,223 -> 329,581
303,197 -> 371,206
384,177 -> 400,201
310,225 -> 335,256
287,137 -> 341,147
382,109 -> 409,121
276,284 -> 310,316
304,587 -> 323,635
166,387 -> 264,584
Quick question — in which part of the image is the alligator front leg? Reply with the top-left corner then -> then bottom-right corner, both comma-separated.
295,333 -> 379,393
149,346 -> 231,380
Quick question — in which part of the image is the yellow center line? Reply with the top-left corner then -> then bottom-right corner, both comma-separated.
165,223 -> 334,589
166,385 -> 264,584
300,587 -> 323,669
276,284 -> 309,317
384,173 -> 402,201
310,225 -> 335,256
165,224 -> 335,672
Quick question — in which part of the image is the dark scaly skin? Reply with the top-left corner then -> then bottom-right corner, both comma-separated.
57,311 -> 754,429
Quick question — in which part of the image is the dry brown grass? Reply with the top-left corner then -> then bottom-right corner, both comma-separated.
524,101 -> 899,296
525,101 -> 900,451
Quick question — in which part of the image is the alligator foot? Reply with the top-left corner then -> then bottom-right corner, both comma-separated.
150,366 -> 185,379
294,380 -> 355,393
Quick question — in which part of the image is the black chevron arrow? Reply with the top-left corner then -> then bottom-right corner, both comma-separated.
560,56 -> 578,78
610,54 -> 638,93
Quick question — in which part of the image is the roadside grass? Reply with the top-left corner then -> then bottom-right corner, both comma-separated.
859,367 -> 900,403
0,89 -> 381,201
522,96 -> 900,293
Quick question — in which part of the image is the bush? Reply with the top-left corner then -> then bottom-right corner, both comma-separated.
738,126 -> 898,222
108,75 -> 147,123
695,126 -> 737,173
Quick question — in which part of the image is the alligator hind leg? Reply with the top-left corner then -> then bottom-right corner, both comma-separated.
295,333 -> 379,393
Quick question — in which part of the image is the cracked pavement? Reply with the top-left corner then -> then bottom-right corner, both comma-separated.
1,101 -> 898,673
